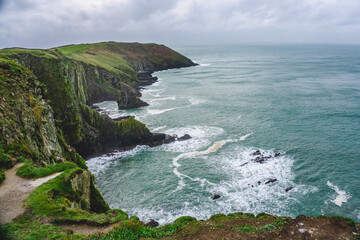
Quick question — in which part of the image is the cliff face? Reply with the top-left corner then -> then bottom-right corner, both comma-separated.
0,58 -> 64,165
0,42 -> 194,159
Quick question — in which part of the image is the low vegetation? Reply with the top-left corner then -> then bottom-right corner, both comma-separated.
16,158 -> 77,179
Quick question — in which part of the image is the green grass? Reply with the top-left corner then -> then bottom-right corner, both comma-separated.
0,215 -> 85,240
26,168 -> 122,225
89,216 -> 197,240
57,43 -> 136,84
16,159 -> 77,179
0,48 -> 59,60
232,217 -> 291,234
0,169 -> 5,184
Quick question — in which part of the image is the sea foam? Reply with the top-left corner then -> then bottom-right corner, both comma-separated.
326,181 -> 351,207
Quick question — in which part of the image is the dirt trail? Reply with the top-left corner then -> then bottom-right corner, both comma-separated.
0,163 -> 62,225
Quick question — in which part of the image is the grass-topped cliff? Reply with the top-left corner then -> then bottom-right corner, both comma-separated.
0,42 -> 195,158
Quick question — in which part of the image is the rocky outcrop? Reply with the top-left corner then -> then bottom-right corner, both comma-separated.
137,70 -> 158,86
67,169 -> 109,213
116,82 -> 148,109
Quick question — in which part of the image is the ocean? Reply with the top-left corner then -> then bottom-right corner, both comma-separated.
87,45 -> 360,224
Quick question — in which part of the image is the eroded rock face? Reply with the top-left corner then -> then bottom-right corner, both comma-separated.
67,169 -> 109,213
69,170 -> 91,211
117,82 -> 148,109
0,59 -> 63,165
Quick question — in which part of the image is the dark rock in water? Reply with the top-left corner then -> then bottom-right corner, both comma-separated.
275,152 -> 281,157
112,115 -> 134,121
240,162 -> 249,167
285,187 -> 294,192
212,194 -> 221,200
253,155 -> 271,164
252,150 -> 262,156
146,219 -> 159,228
257,181 -> 262,185
178,134 -> 192,141
265,178 -> 278,184
137,71 -> 158,86
164,134 -> 176,144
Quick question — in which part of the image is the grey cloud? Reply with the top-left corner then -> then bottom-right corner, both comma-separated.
0,0 -> 360,49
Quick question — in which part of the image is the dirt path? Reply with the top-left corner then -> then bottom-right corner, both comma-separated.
59,224 -> 117,235
0,163 -> 62,225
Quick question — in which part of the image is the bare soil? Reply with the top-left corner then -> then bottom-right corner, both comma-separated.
0,164 -> 61,225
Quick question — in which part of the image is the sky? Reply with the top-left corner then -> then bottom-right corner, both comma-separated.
0,0 -> 360,49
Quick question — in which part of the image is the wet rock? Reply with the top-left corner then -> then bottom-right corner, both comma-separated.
240,162 -> 249,167
265,179 -> 278,184
257,181 -> 262,185
285,187 -> 294,192
253,155 -> 272,164
252,150 -> 262,156
164,135 -> 176,144
146,219 -> 159,228
212,194 -> 221,200
275,152 -> 281,157
137,71 -> 158,86
178,134 -> 192,141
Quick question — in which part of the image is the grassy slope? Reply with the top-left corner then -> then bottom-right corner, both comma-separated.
57,43 -> 136,85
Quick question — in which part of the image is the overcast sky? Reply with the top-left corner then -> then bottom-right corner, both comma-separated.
1,0 -> 360,49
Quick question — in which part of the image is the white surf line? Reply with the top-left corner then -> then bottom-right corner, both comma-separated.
172,133 -> 251,191
327,181 -> 351,207
151,125 -> 167,132
147,107 -> 182,115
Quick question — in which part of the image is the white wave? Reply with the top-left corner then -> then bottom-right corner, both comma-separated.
151,96 -> 176,101
147,107 -> 179,115
326,181 -> 351,207
188,97 -> 206,106
171,134 -> 251,191
151,126 -> 167,132
158,126 -> 225,153
200,63 -> 210,67
120,144 -> 316,225
86,145 -> 148,176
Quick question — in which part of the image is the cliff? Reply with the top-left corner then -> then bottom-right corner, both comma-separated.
0,42 -> 199,238
0,42 -> 195,159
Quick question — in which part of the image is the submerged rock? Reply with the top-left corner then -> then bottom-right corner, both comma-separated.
212,194 -> 221,200
252,150 -> 262,156
265,179 -> 278,184
285,187 -> 294,192
253,155 -> 272,164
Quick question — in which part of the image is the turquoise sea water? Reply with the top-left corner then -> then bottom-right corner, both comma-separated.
87,45 -> 360,224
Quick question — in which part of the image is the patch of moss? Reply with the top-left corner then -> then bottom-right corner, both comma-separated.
117,116 -> 150,139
